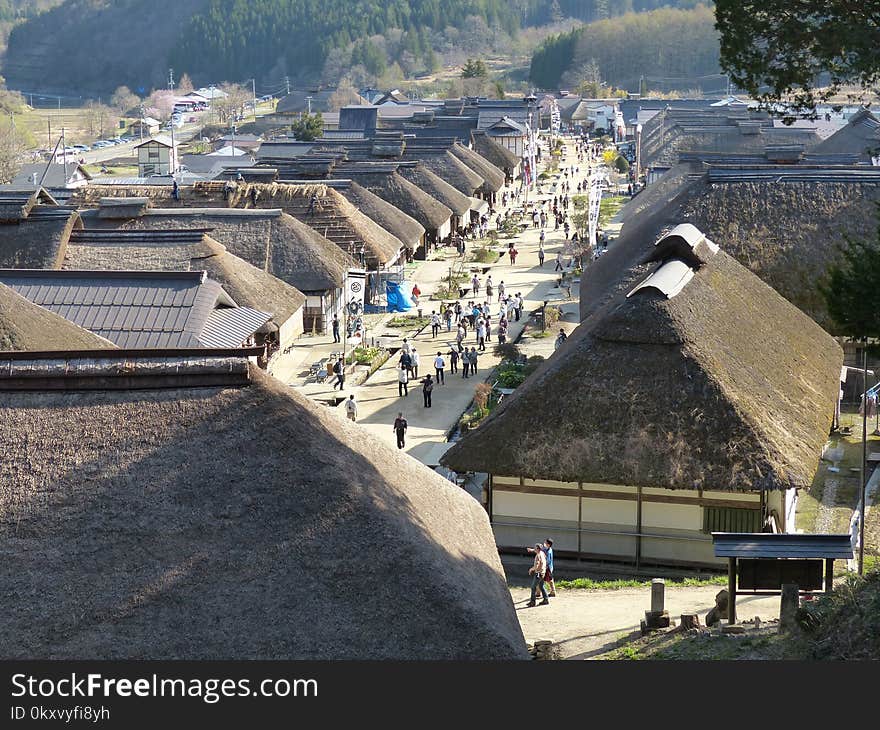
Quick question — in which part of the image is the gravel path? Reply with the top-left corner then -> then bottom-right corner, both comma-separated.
510,585 -> 782,659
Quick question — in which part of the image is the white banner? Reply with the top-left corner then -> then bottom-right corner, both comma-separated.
346,269 -> 366,311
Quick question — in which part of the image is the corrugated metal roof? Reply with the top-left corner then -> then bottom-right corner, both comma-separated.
0,269 -> 234,349
628,259 -> 694,299
712,533 -> 854,559
199,307 -> 272,348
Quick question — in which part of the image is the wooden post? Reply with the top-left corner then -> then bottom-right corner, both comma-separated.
728,557 -> 737,624
577,482 -> 583,557
636,486 -> 643,570
825,558 -> 834,595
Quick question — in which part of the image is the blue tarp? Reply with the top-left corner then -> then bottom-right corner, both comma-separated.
386,280 -> 415,312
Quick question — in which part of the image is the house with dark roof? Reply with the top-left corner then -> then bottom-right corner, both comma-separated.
12,163 -> 92,192
0,269 -> 273,350
442,225 -> 843,568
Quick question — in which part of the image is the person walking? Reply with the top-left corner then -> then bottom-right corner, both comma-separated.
469,347 -> 479,375
542,538 -> 557,597
444,307 -> 453,332
401,338 -> 412,356
471,273 -> 480,298
397,364 -> 409,397
486,275 -> 494,299
399,349 -> 414,379
554,328 -> 568,351
476,320 -> 486,352
448,345 -> 459,374
555,251 -> 564,272
430,310 -> 441,338
392,412 -> 408,449
498,317 -> 508,344
515,293 -> 524,322
484,313 -> 492,343
454,300 -> 463,324
332,314 -> 341,344
538,243 -> 545,267
461,347 -> 470,378
332,357 -> 345,390
434,352 -> 446,384
410,348 -> 420,379
509,246 -> 518,265
344,394 -> 357,422
526,542 -> 549,607
421,373 -> 434,408
456,324 -> 465,348
497,280 -> 505,302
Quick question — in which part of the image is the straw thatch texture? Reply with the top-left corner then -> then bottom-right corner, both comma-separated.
813,109 -> 880,162
337,181 -> 425,248
64,229 -> 305,324
0,209 -> 81,269
0,366 -> 527,660
398,163 -> 472,217
413,151 -> 484,196
448,143 -> 505,193
0,282 -> 116,351
338,168 -> 452,233
444,246 -> 842,492
584,169 -> 880,331
472,132 -> 519,172
81,207 -> 354,294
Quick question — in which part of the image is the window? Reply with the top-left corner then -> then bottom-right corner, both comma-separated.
702,507 -> 761,534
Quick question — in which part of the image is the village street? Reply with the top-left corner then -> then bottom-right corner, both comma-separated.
277,138 -> 597,467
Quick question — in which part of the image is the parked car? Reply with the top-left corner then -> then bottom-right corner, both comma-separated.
92,140 -> 111,148
72,144 -> 90,152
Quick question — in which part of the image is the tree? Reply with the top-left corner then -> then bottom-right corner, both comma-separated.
111,86 -> 140,116
84,102 -> 120,139
461,58 -> 488,78
213,83 -> 250,123
177,73 -> 194,94
144,89 -> 177,121
291,112 -> 323,141
493,81 -> 505,99
0,116 -> 29,183
715,0 -> 880,113
327,79 -> 362,112
613,154 -> 629,173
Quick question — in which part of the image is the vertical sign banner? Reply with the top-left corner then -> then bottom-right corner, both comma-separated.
346,269 -> 366,311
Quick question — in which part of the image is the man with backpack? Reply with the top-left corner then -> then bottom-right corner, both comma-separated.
421,373 -> 434,408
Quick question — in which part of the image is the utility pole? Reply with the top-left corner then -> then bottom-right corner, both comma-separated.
306,96 -> 312,115
252,78 -> 257,122
285,76 -> 290,95
61,126 -> 67,182
859,341 -> 868,575
168,68 -> 175,91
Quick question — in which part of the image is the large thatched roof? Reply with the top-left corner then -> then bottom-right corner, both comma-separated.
471,131 -> 519,171
76,201 -> 353,293
397,163 -> 472,217
0,282 -> 116,351
64,227 -> 305,325
813,109 -> 880,162
409,150 -> 484,197
335,180 -> 425,248
444,227 -> 842,492
0,207 -> 81,269
0,356 -> 527,660
448,143 -> 506,193
335,166 -> 452,232
583,165 -> 880,331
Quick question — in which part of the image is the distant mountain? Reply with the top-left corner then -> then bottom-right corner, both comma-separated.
2,0 -> 708,95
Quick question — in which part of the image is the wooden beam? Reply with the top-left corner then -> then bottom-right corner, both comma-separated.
728,557 -> 737,625
636,486 -> 643,570
825,558 -> 834,595
494,482 -> 761,510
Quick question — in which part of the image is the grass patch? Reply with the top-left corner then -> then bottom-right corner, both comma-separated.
554,576 -> 726,591
385,315 -> 430,329
531,330 -> 551,339
598,195 -> 627,228
468,245 -> 500,264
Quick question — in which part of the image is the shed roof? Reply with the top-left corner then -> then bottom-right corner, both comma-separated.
712,533 -> 854,559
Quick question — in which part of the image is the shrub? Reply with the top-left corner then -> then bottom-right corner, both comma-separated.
493,342 -> 521,361
469,245 -> 499,264
347,345 -> 381,365
544,305 -> 562,328
614,154 -> 630,173
386,315 -> 430,328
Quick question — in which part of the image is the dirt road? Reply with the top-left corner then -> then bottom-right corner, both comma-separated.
510,586 -> 782,659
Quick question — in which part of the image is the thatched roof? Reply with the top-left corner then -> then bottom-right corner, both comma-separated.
448,143 -> 505,193
813,109 -> 880,162
335,180 -> 425,248
409,151 -> 484,196
584,165 -> 880,331
335,167 -> 452,233
397,163 -> 472,217
0,282 -> 116,351
0,207 -> 81,269
0,358 -> 527,659
64,227 -> 305,325
471,131 -> 519,171
444,228 -> 842,491
0,186 -> 58,221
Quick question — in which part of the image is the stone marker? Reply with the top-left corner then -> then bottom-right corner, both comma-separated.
651,578 -> 665,613
779,583 -> 799,632
680,613 -> 702,630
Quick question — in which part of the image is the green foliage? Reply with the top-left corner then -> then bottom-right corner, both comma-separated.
613,154 -> 629,173
346,345 -> 381,365
386,315 -> 430,329
290,111 -> 323,141
716,0 -> 880,113
461,58 -> 488,78
820,208 -> 880,341
553,575 -> 727,590
469,245 -> 500,264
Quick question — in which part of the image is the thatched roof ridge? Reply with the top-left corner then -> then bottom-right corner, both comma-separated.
0,208 -> 82,270
0,365 -> 527,659
813,109 -> 880,162
336,180 -> 425,248
0,283 -> 116,351
471,131 -> 519,171
443,239 -> 842,492
337,168 -> 452,232
448,143 -> 505,193
587,166 -> 880,331
409,151 -> 484,196
397,163 -> 473,216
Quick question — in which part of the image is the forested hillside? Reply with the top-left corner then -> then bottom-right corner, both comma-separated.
531,3 -> 720,92
0,0 -> 60,52
2,0 -> 710,94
